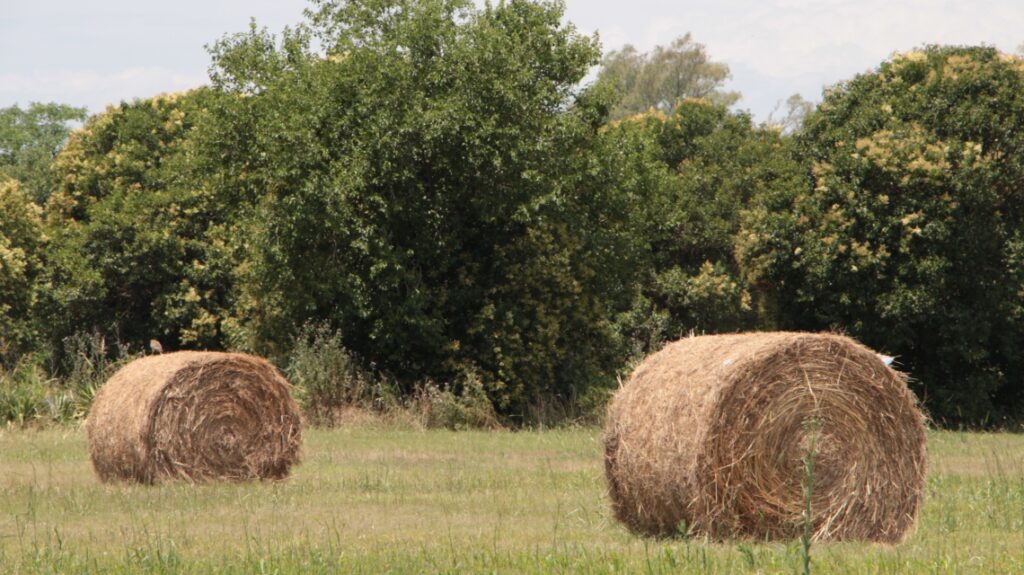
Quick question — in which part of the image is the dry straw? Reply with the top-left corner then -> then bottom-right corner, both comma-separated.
604,332 -> 927,542
87,351 -> 303,483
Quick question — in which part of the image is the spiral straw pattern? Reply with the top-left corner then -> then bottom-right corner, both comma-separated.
604,332 -> 926,542
87,352 -> 302,483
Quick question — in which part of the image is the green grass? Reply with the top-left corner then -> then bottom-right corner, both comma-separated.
1,427 -> 1022,573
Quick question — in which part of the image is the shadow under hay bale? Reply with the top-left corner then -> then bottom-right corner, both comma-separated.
603,332 -> 927,542
87,351 -> 303,483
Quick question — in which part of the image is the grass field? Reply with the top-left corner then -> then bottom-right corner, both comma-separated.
1,426 -> 1022,574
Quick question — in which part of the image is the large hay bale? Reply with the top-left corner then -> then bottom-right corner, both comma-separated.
87,351 -> 303,483
603,332 -> 927,542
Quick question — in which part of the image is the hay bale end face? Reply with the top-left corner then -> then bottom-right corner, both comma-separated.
604,332 -> 927,542
87,351 -> 303,483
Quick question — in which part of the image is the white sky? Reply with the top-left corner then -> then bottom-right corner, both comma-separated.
1,0 -> 1021,122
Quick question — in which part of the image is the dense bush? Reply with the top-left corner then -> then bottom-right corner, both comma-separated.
414,369 -> 500,430
286,322 -> 388,423
286,322 -> 499,428
41,90 -> 234,357
599,101 -> 806,354
202,0 -> 638,414
0,178 -> 45,364
739,46 -> 1024,424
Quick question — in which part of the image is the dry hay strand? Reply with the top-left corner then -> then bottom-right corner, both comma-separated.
603,332 -> 927,542
87,351 -> 303,483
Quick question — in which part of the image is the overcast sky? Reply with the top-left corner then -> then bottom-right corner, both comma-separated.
2,0 -> 1021,122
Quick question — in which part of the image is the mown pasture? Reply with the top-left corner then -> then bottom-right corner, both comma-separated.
1,427 -> 1022,573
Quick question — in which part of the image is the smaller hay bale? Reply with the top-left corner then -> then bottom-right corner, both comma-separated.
87,351 -> 302,483
603,332 -> 927,542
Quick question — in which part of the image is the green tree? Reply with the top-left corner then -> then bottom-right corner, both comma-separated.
204,0 -> 637,413
0,102 -> 88,203
739,46 -> 1024,424
0,178 -> 45,363
598,34 -> 739,121
42,90 -> 233,354
603,100 -> 805,353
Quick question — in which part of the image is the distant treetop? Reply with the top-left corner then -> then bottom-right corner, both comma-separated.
597,34 -> 740,121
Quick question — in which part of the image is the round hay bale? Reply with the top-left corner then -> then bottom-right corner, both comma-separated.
87,351 -> 303,483
603,332 -> 927,542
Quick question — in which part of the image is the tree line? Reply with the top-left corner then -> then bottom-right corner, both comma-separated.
3,0 -> 1024,426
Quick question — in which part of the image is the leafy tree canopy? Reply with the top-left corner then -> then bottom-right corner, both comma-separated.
202,0 -> 636,413
0,178 -> 45,362
601,101 -> 805,352
42,90 -> 233,355
739,46 -> 1024,424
